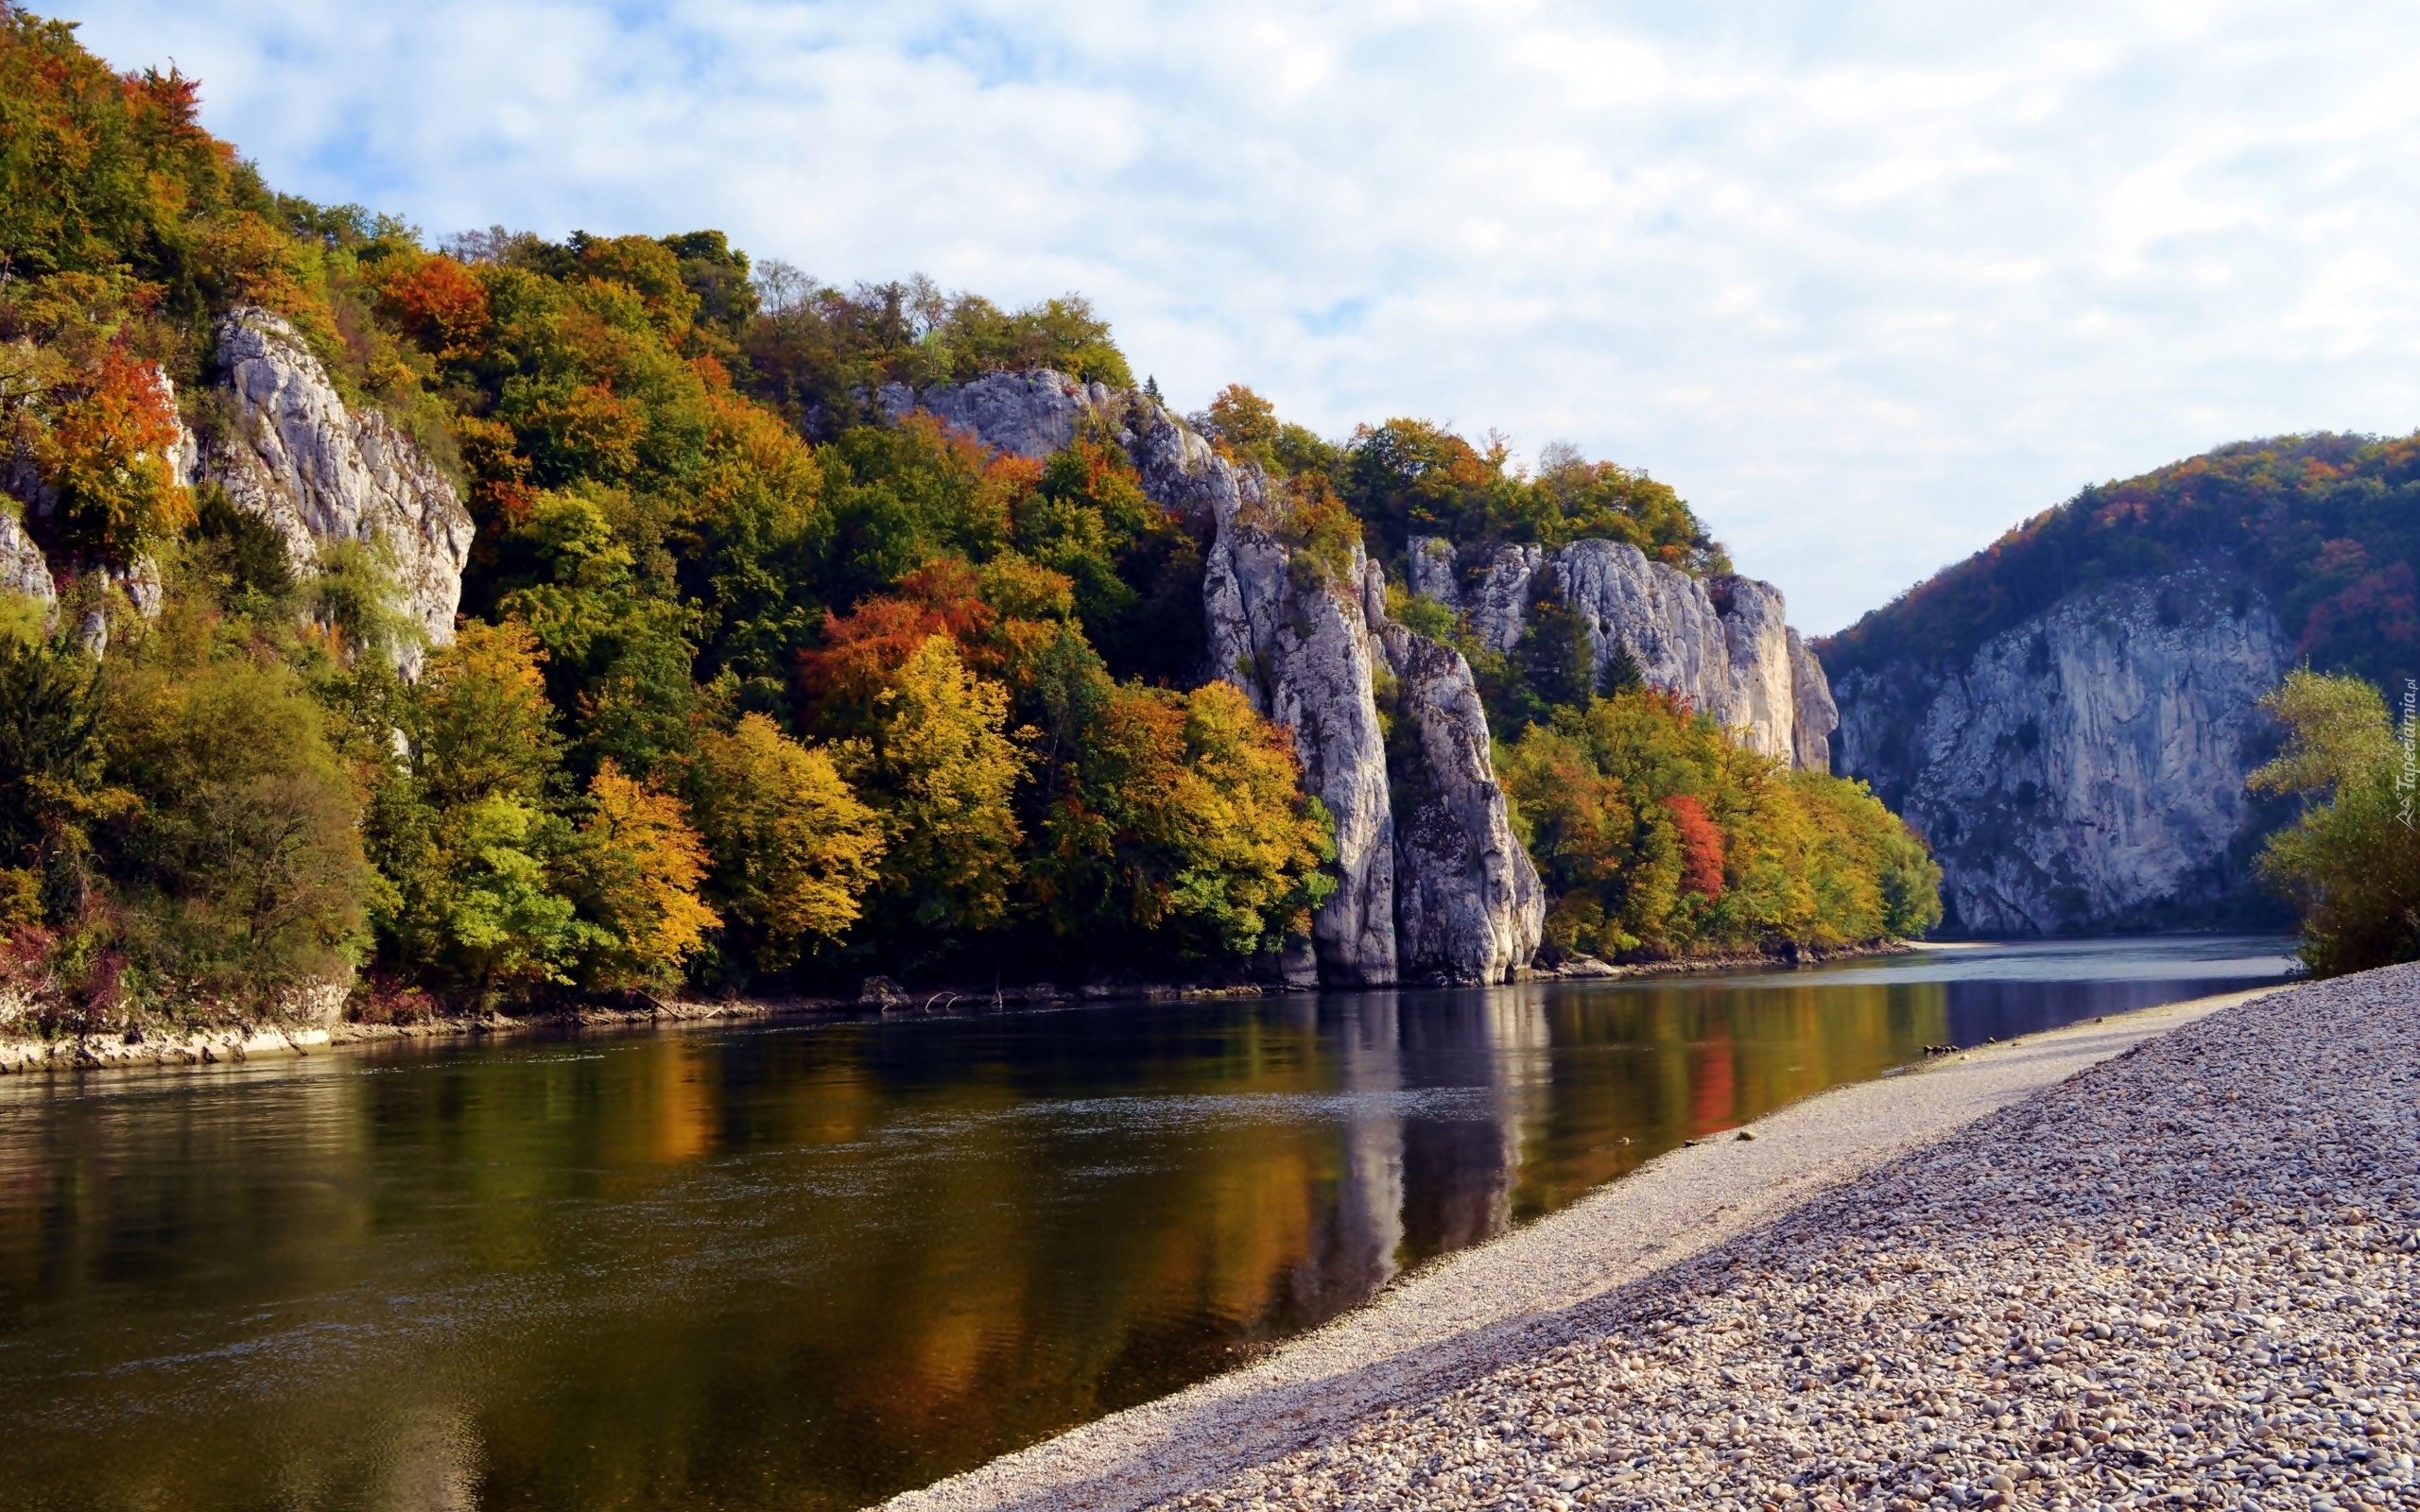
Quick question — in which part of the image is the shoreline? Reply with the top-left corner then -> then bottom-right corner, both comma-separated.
884,980 -> 2313,1512
0,936 -> 1928,1080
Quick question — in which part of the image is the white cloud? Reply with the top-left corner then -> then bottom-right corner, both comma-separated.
63,0 -> 2420,631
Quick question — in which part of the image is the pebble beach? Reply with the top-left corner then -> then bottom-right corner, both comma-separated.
896,965 -> 2420,1512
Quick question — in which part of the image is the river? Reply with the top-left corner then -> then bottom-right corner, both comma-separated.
0,936 -> 2292,1510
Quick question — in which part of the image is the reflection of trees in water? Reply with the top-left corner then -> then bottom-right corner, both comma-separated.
4,959 -> 2282,1512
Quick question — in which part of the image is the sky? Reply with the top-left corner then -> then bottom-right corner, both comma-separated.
62,0 -> 2420,633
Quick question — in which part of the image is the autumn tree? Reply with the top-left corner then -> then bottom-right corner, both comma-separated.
687,713 -> 885,973
573,762 -> 719,990
838,634 -> 1028,946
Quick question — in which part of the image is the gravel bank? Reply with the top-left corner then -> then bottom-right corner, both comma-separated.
1145,965 -> 2420,1512
892,982 -> 2328,1512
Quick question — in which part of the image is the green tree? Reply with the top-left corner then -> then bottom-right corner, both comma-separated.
2248,669 -> 2420,976
99,610 -> 372,1015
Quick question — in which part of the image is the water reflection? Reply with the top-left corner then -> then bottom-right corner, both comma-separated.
0,937 -> 2291,1511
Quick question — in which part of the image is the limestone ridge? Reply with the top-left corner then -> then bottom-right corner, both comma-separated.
187,307 -> 475,671
1829,565 -> 2292,934
1409,535 -> 1840,770
884,369 -> 1543,985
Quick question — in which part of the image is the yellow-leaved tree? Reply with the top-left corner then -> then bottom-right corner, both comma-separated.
840,634 -> 1028,941
575,762 -> 720,991
687,713 -> 885,972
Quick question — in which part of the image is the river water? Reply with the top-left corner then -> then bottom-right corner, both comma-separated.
0,936 -> 2292,1511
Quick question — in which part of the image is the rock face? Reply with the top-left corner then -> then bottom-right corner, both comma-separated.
1787,630 -> 1838,773
195,308 -> 475,664
877,370 -> 1118,461
1409,535 -> 1838,769
1182,447 -> 1400,986
1377,618 -> 1547,983
1829,566 -> 2292,934
887,371 -> 1546,985
0,508 -> 53,610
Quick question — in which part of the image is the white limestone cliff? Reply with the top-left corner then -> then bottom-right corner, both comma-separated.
1829,565 -> 2291,934
194,307 -> 474,667
1408,534 -> 1838,770
0,508 -> 54,610
876,371 -> 1118,461
1377,613 -> 1547,984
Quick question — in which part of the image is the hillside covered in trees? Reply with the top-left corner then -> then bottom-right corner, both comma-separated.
1821,433 -> 2419,692
0,5 -> 1938,1033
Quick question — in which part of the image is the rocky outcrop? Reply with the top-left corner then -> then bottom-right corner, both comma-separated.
1406,536 -> 1460,609
1829,565 -> 2292,934
1466,543 -> 1544,655
0,508 -> 54,610
876,370 -> 1118,461
1788,630 -> 1837,772
884,373 -> 1556,986
1377,618 -> 1546,983
194,308 -> 474,665
1195,472 -> 1400,985
1409,535 -> 1838,769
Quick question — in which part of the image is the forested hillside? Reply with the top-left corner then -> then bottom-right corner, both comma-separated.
1822,434 -> 2420,692
0,5 -> 1937,1032
0,6 -> 1332,1023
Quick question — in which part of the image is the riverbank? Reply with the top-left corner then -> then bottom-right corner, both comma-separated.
0,937 -> 1926,1077
890,965 -> 2420,1511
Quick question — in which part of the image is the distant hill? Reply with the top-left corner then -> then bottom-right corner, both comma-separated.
1820,433 -> 2416,936
1822,433 -> 2420,693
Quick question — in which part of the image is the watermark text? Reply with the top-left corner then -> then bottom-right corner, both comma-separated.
2400,678 -> 2416,830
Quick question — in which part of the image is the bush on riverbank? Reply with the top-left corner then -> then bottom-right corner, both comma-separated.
2249,669 -> 2420,976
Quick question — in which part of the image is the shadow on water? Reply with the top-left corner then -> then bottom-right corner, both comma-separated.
0,936 -> 2291,1510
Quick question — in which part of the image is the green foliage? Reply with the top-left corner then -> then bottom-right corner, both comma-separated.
1028,661 -> 1334,959
1822,434 -> 2420,697
837,634 -> 1029,947
1335,419 -> 1728,574
2247,670 -> 2420,977
1501,689 -> 1940,961
1386,581 -> 1459,644
0,8 -> 261,317
744,269 -> 1133,436
95,603 -> 372,1017
1507,589 -> 1597,735
0,630 -> 104,919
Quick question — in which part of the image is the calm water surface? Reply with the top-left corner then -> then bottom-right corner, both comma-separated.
0,936 -> 2292,1510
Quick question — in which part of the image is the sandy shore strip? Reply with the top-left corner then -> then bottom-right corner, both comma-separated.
888,973 -> 2419,1512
